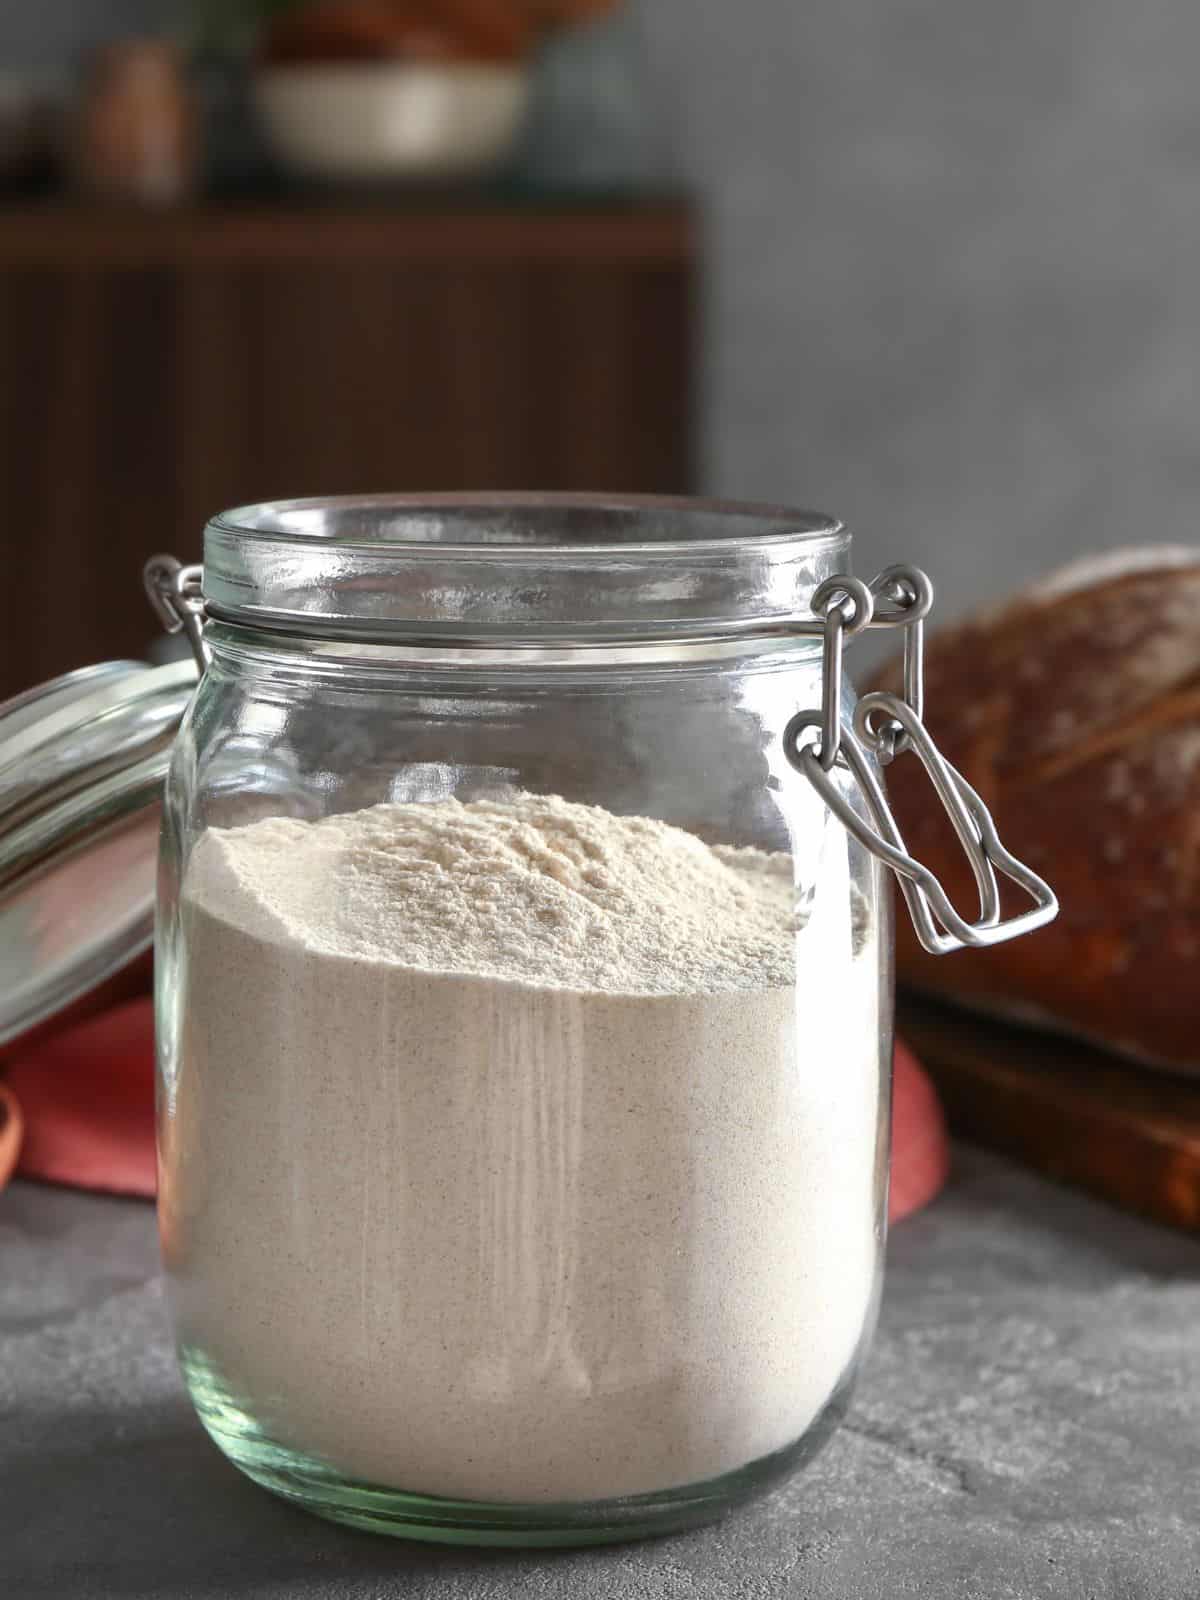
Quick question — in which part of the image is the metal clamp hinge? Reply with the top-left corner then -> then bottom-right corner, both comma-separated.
785,566 -> 1058,955
144,554 -> 208,672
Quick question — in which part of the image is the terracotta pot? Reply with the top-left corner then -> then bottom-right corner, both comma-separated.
73,40 -> 198,205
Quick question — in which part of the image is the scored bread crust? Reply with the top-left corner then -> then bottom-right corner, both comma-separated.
870,546 -> 1200,1076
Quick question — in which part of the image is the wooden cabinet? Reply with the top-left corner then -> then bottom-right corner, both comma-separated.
0,201 -> 694,698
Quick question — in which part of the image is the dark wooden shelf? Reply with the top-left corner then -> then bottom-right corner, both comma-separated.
0,198 -> 695,265
0,201 -> 695,697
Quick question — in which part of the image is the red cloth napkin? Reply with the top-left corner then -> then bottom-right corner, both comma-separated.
890,1037 -> 951,1220
0,1081 -> 22,1189
5,999 -> 156,1196
0,999 -> 950,1220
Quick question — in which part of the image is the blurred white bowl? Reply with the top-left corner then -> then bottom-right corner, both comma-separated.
254,63 -> 530,182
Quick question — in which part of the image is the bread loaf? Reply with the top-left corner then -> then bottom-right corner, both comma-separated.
870,546 -> 1200,1075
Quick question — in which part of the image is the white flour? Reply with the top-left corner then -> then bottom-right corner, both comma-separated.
168,794 -> 881,1503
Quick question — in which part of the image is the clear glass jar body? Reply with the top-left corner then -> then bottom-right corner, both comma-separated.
155,498 -> 892,1545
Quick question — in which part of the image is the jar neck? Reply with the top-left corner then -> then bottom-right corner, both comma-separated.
203,621 -> 827,683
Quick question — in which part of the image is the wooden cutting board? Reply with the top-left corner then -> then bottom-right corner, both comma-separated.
897,993 -> 1200,1233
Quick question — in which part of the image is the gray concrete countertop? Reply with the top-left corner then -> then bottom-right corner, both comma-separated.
2,1148 -> 1198,1600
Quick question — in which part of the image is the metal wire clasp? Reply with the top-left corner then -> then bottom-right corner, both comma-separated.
144,554 -> 208,671
785,565 -> 1058,955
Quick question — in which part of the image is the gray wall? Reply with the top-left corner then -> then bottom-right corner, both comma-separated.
0,2 -> 180,68
7,1 -> 1200,620
637,0 -> 1200,619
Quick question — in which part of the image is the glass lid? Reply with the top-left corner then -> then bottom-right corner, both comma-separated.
0,659 -> 197,1049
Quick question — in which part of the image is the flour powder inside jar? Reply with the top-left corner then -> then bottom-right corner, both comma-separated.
170,792 -> 879,1505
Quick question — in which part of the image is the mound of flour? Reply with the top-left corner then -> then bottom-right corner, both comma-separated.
169,793 -> 880,1502
187,794 -> 796,993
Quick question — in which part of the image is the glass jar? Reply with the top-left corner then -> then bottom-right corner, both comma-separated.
149,494 -> 1054,1545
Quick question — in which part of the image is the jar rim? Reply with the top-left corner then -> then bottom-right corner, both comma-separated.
207,492 -> 843,556
202,493 -> 852,641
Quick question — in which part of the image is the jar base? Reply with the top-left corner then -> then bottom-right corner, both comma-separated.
180,1345 -> 851,1547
